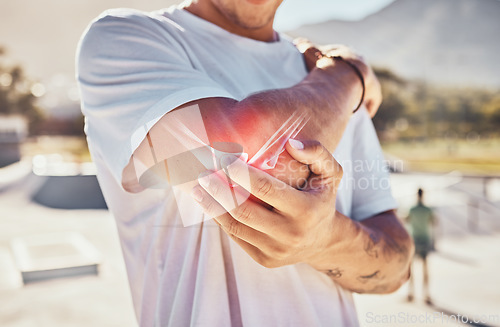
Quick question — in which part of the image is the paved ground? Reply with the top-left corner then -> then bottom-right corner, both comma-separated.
0,172 -> 136,327
0,165 -> 499,327
355,173 -> 500,327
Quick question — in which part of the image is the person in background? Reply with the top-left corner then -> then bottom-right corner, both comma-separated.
407,188 -> 437,304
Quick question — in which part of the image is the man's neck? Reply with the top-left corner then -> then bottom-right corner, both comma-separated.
183,1 -> 277,42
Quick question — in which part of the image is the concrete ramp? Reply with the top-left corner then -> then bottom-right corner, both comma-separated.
29,155 -> 107,209
32,174 -> 107,209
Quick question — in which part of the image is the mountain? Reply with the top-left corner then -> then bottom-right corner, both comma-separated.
289,0 -> 500,88
1,0 -> 498,89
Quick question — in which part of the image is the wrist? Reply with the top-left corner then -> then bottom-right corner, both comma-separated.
330,56 -> 366,113
309,60 -> 364,113
306,210 -> 355,270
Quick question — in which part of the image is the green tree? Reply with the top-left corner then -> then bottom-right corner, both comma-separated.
372,66 -> 500,141
0,46 -> 44,133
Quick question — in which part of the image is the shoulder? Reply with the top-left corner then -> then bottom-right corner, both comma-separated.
424,206 -> 433,213
78,9 -> 147,51
90,8 -> 169,28
77,7 -> 186,66
79,7 -> 183,46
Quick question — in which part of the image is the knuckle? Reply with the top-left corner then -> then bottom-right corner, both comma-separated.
271,247 -> 289,262
234,203 -> 252,223
303,47 -> 316,54
254,176 -> 274,198
336,169 -> 343,185
253,252 -> 267,266
335,161 -> 343,179
310,143 -> 328,164
227,159 -> 244,176
210,182 -> 223,198
308,141 -> 323,155
226,218 -> 241,236
208,180 -> 228,201
200,196 -> 217,215
290,229 -> 306,245
258,256 -> 278,269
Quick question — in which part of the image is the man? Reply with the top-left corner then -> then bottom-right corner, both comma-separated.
407,188 -> 436,304
77,0 -> 414,325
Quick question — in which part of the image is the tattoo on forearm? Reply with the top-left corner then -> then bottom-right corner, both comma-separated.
366,230 -> 409,264
325,268 -> 343,279
364,233 -> 380,258
357,270 -> 382,284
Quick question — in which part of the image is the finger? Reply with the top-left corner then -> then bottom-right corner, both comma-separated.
225,233 -> 271,267
366,78 -> 382,117
192,183 -> 273,246
285,139 -> 343,183
191,180 -> 235,221
293,38 -> 314,52
302,46 -> 322,59
197,170 -> 284,234
293,39 -> 323,71
196,170 -> 248,217
220,155 -> 307,213
322,44 -> 356,59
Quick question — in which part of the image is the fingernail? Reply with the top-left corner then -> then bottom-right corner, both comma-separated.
289,138 -> 304,150
191,186 -> 203,202
198,172 -> 211,188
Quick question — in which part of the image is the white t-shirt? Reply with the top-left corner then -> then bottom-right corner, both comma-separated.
77,5 -> 397,327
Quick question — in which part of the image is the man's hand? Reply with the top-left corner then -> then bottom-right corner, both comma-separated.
295,39 -> 382,117
192,139 -> 414,294
192,139 -> 342,268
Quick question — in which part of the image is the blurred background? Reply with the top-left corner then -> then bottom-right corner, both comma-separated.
0,0 -> 499,326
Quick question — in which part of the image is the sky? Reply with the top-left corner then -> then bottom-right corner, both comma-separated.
274,0 -> 396,31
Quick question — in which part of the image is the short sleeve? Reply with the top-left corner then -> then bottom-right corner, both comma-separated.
76,10 -> 235,185
349,108 -> 398,221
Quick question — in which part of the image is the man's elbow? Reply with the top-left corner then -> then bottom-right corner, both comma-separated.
399,227 -> 415,282
379,235 -> 415,295
384,214 -> 415,291
353,266 -> 412,295
380,264 -> 413,295
355,233 -> 415,295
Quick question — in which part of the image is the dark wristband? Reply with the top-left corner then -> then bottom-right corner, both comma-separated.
329,56 -> 366,114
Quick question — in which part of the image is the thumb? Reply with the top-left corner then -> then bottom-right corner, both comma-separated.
285,139 -> 342,181
293,38 -> 322,72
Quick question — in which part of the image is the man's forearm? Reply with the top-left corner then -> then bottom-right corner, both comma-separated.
124,58 -> 364,191
308,210 -> 414,294
206,59 -> 363,155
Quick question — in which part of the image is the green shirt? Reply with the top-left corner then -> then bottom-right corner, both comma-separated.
408,203 -> 434,242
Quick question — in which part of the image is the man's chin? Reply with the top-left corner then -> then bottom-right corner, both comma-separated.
232,13 -> 274,30
245,0 -> 273,5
